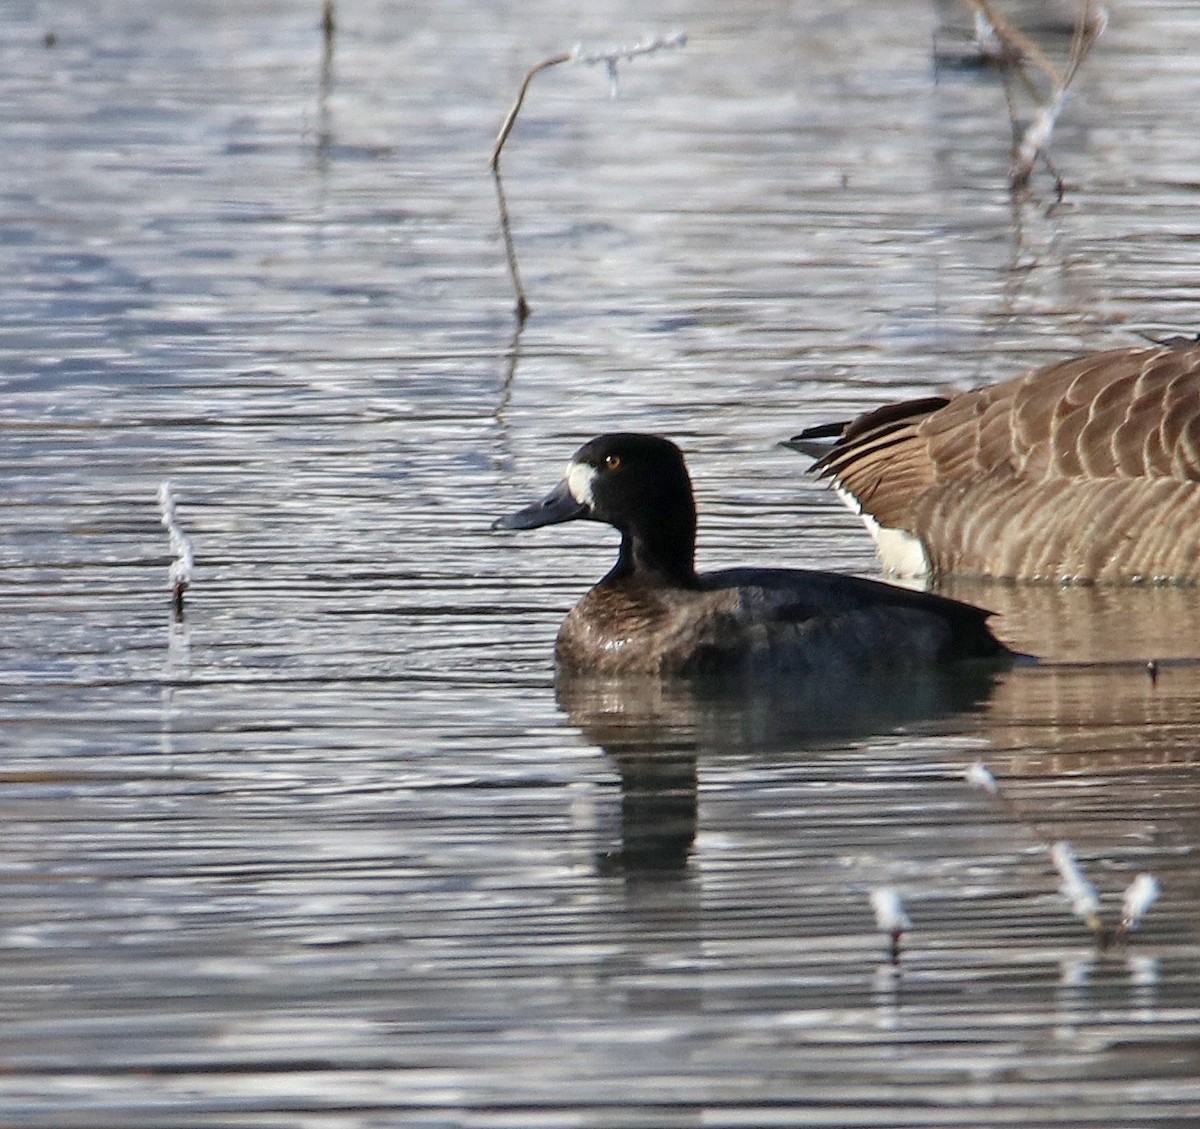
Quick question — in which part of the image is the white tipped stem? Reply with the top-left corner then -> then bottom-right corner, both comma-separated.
1120,874 -> 1160,933
964,761 -> 998,793
870,887 -> 912,963
1051,841 -> 1102,932
158,481 -> 194,614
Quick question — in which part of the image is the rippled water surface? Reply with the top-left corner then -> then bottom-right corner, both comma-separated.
3,0 -> 1200,1125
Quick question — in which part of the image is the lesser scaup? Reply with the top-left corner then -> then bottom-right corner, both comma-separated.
494,433 -> 1009,675
785,343 -> 1200,583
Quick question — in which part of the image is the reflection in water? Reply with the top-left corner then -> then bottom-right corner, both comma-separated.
985,662 -> 1200,772
556,663 -> 1003,874
935,582 -> 1200,775
933,581 -> 1200,666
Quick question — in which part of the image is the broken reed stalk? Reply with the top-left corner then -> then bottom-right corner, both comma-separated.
489,33 -> 686,320
158,481 -> 194,620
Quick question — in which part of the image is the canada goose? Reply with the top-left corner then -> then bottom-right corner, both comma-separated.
785,343 -> 1200,584
493,433 -> 1009,675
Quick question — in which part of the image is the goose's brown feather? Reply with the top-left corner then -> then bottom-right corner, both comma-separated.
804,344 -> 1200,581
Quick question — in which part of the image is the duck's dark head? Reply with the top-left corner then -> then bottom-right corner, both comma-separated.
493,433 -> 699,586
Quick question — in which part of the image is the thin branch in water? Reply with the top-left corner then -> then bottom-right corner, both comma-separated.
962,0 -> 1062,89
317,1 -> 336,158
488,32 -> 685,320
158,481 -> 194,621
491,33 -> 687,171
490,50 -> 575,173
492,166 -> 529,323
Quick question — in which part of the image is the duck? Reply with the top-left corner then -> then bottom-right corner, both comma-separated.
785,342 -> 1200,584
493,433 -> 1009,676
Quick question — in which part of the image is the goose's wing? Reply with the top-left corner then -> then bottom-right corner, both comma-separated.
794,345 -> 1200,529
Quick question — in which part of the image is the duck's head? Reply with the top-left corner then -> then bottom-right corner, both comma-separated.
493,433 -> 699,585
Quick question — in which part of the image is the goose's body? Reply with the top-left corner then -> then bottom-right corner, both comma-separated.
787,344 -> 1200,584
495,433 -> 1009,676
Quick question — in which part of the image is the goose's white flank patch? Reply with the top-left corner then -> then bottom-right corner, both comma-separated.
835,485 -> 929,577
566,461 -> 597,508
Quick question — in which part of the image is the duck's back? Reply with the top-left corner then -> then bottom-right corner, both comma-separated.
815,345 -> 1200,581
555,569 -> 1006,676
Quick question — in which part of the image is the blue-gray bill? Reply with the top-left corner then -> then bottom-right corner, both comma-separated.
492,477 -> 587,531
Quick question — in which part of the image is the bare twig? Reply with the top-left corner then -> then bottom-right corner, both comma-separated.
490,33 -> 686,171
489,33 -> 685,320
1118,874 -> 1160,936
490,50 -> 575,173
964,760 -> 1157,946
1051,840 -> 1105,940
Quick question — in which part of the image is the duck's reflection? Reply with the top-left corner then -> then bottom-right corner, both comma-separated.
557,663 -> 1004,876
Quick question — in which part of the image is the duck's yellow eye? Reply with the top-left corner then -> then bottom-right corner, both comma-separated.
604,454 -> 621,470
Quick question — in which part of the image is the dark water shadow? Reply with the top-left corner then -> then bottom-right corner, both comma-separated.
556,663 -> 1004,877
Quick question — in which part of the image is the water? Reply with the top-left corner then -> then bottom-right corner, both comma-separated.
2,0 -> 1199,1124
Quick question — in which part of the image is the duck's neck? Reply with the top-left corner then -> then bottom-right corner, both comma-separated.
604,520 -> 698,588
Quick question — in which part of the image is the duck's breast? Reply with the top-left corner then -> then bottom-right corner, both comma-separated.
555,582 -> 743,676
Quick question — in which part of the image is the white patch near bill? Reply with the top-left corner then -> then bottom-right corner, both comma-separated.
834,484 -> 930,578
566,461 -> 597,508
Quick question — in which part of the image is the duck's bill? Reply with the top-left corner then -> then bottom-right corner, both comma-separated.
492,477 -> 587,530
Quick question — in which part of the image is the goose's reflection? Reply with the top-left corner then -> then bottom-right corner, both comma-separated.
934,582 -> 1200,773
557,663 -> 1004,876
933,581 -> 1200,669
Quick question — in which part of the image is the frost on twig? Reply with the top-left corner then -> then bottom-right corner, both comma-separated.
490,32 -> 686,170
489,32 -> 686,321
158,481 -> 194,620
870,887 -> 912,964
573,32 -> 688,98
